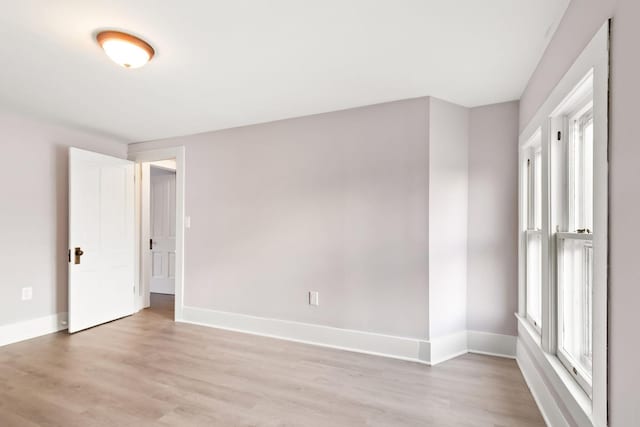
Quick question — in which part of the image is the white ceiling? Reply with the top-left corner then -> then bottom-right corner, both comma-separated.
0,0 -> 569,142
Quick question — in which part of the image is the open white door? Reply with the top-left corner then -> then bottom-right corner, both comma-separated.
68,148 -> 135,333
150,167 -> 176,294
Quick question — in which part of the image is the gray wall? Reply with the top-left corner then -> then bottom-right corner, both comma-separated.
130,98 -> 432,339
0,112 -> 126,326
0,93 -> 520,344
519,0 -> 640,424
0,92 -> 521,352
427,98 -> 469,339
467,101 -> 519,336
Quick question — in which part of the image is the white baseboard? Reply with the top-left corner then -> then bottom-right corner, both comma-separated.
0,312 -> 68,347
517,338 -> 569,427
467,330 -> 517,358
429,330 -> 516,364
0,307 -> 516,368
181,306 -> 517,365
181,306 -> 431,363
0,306 -> 515,367
430,330 -> 468,365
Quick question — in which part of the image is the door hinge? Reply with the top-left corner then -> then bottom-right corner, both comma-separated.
150,238 -> 153,250
557,131 -> 562,141
68,249 -> 71,263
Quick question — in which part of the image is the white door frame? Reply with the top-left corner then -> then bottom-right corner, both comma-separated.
128,147 -> 185,321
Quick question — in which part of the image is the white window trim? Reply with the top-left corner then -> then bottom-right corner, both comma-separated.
517,20 -> 609,427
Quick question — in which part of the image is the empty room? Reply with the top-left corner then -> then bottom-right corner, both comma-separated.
0,0 -> 637,426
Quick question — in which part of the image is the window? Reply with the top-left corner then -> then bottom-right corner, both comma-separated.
517,22 -> 608,427
556,102 -> 595,396
520,70 -> 601,399
524,138 -> 542,332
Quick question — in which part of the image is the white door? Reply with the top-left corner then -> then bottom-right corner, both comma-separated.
68,148 -> 135,333
150,167 -> 176,294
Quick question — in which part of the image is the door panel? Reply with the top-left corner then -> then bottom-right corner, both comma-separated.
150,169 -> 176,295
68,148 -> 135,333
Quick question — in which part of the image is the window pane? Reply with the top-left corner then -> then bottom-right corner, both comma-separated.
583,120 -> 593,230
534,151 -> 542,230
559,238 -> 593,381
526,231 -> 542,328
570,109 -> 594,231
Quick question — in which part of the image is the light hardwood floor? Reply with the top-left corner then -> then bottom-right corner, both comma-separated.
0,294 -> 544,426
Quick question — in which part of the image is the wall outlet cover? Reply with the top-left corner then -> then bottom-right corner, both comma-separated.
21,287 -> 33,301
309,291 -> 319,306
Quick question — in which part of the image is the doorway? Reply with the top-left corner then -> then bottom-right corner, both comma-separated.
129,147 -> 185,320
148,161 -> 177,296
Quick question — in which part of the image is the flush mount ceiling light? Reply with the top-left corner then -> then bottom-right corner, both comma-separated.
96,30 -> 155,69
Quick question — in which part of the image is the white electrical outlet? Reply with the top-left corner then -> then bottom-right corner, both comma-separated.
21,287 -> 33,301
309,291 -> 319,306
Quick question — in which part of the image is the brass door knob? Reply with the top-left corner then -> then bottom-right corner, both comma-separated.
74,247 -> 84,264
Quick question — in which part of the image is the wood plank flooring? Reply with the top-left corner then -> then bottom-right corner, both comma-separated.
0,294 -> 544,426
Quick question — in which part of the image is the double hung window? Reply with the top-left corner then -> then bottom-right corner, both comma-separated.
557,102 -> 594,396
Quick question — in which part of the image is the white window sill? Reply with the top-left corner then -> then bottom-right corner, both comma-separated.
516,314 -> 595,426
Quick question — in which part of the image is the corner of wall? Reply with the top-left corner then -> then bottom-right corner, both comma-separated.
427,97 -> 470,341
465,101 -> 520,338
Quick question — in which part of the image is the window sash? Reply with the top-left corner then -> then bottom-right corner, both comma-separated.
525,229 -> 542,333
556,233 -> 593,397
567,105 -> 594,232
526,148 -> 543,231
